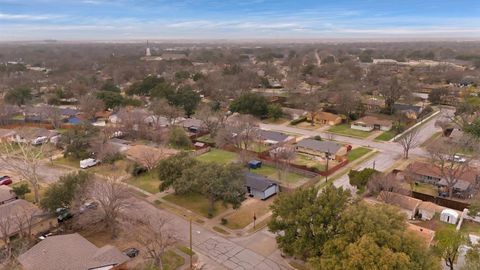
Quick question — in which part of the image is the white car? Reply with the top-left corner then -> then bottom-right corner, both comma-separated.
447,155 -> 466,163
32,136 -> 49,146
80,158 -> 99,169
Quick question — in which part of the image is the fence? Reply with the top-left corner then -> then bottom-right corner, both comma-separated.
411,191 -> 470,211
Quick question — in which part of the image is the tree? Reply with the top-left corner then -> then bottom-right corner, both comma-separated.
116,108 -> 148,139
40,171 -> 92,213
348,168 -> 379,192
127,76 -> 165,96
268,185 -> 350,260
0,141 -> 46,203
157,153 -> 198,191
267,104 -> 283,121
4,86 -> 32,106
379,75 -> 411,115
61,124 -> 98,159
171,86 -> 201,117
150,98 -> 184,127
367,173 -> 405,199
269,146 -> 296,184
79,94 -> 105,121
194,103 -> 225,138
90,177 -> 131,238
434,227 -> 467,270
464,118 -> 480,140
38,105 -> 62,129
397,128 -> 420,159
463,243 -> 480,270
168,127 -> 193,150
429,88 -> 449,105
101,80 -> 120,93
134,216 -> 178,270
229,93 -> 268,117
216,114 -> 258,163
12,183 -> 31,199
96,91 -> 125,109
317,203 -> 439,270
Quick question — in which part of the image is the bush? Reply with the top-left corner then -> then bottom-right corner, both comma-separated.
103,152 -> 123,164
131,163 -> 147,176
221,218 -> 228,225
313,135 -> 322,141
168,127 -> 193,149
290,116 -> 307,125
12,184 -> 31,199
267,104 -> 283,120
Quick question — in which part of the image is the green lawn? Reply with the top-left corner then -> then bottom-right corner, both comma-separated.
293,153 -> 326,171
223,199 -> 273,230
347,147 -> 372,162
195,149 -> 238,164
375,130 -> 397,141
247,142 -> 270,153
250,164 -> 304,184
196,134 -> 215,144
126,171 -> 161,194
413,182 -> 437,196
328,124 -> 371,138
163,193 -> 230,218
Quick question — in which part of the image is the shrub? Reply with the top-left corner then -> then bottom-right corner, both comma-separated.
313,135 -> 322,141
12,184 -> 31,199
168,127 -> 193,149
290,116 -> 307,125
131,163 -> 147,176
221,218 -> 228,225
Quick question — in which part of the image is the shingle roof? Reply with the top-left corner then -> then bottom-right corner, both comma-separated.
408,162 -> 479,184
378,191 -> 422,211
0,199 -> 43,238
245,172 -> 277,192
315,111 -> 341,122
296,139 -> 342,154
0,185 -> 16,204
354,116 -> 393,127
18,233 -> 129,270
258,129 -> 289,143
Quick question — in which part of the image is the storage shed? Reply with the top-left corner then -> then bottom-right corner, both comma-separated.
245,172 -> 278,200
440,209 -> 459,224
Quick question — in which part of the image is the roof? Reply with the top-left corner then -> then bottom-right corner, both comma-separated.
18,233 -> 129,270
245,172 -> 277,192
353,116 -> 393,127
406,223 -> 435,247
0,199 -> 44,238
296,139 -> 342,154
393,103 -> 423,114
125,145 -> 178,166
0,185 -> 16,203
418,201 -> 445,214
377,191 -> 422,211
441,208 -> 459,218
14,127 -> 53,140
59,108 -> 78,116
182,118 -> 204,129
408,162 -> 479,184
258,129 -> 289,143
315,111 -> 341,121
0,128 -> 15,138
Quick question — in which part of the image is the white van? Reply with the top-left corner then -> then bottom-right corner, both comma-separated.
80,158 -> 99,169
32,136 -> 49,146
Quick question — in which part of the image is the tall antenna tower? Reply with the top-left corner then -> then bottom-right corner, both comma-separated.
145,40 -> 151,57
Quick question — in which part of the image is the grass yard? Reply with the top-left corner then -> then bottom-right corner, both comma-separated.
293,153 -> 326,171
375,130 -> 397,141
328,124 -> 371,138
90,159 -> 132,178
195,149 -> 238,164
161,250 -> 185,270
163,193 -> 230,218
461,220 -> 480,236
413,182 -> 437,196
126,171 -> 161,194
223,199 -> 273,230
250,164 -> 304,184
196,134 -> 215,144
53,156 -> 80,168
247,142 -> 270,153
347,147 -> 372,162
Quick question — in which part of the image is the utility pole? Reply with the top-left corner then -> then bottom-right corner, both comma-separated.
325,151 -> 331,182
190,218 -> 193,269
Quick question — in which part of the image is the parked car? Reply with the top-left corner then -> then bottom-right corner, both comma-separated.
32,136 -> 49,146
0,176 -> 12,186
123,248 -> 140,258
79,201 -> 98,212
56,207 -> 73,222
446,154 -> 466,163
80,158 -> 99,169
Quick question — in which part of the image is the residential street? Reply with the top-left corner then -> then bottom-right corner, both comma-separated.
0,158 -> 73,184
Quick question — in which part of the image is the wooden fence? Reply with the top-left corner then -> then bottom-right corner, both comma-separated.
412,191 -> 470,211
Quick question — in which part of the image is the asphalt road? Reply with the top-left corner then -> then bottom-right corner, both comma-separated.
0,158 -> 73,184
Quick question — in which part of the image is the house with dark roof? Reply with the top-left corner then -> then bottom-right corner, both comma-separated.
245,172 -> 278,200
351,116 -> 393,131
393,103 -> 423,119
18,233 -> 129,270
181,118 -> 206,133
257,129 -> 294,146
0,186 -> 17,205
295,139 -> 345,159
13,127 -> 57,144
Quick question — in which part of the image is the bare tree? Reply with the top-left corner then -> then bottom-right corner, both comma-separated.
0,141 -> 45,203
270,146 -> 296,185
79,94 -> 105,121
150,98 -> 184,126
397,128 -> 420,159
138,148 -> 165,171
133,216 -> 178,270
367,173 -> 406,202
38,105 -> 62,129
194,103 -> 225,138
0,215 -> 13,260
117,108 -> 148,139
216,114 -> 258,163
89,177 -> 131,238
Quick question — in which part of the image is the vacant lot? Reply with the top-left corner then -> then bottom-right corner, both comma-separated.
164,193 -> 230,218
347,147 -> 372,162
328,124 -> 371,138
223,198 -> 273,230
195,149 -> 238,164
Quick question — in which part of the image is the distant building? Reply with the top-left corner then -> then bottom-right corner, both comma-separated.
295,139 -> 345,159
351,116 -> 393,132
309,111 -> 342,126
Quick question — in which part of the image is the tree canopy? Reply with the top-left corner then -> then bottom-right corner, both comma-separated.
5,86 -> 32,106
229,93 -> 268,117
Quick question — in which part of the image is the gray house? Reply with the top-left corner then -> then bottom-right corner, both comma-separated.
245,172 -> 278,200
258,129 -> 293,146
295,139 -> 345,159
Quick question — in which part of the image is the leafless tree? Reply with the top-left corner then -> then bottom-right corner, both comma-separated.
427,141 -> 475,198
0,100 -> 18,125
194,103 -> 225,138
0,141 -> 45,203
138,148 -> 165,171
90,140 -> 119,163
367,173 -> 406,202
270,146 -> 296,184
133,216 -> 178,270
38,105 -> 62,129
89,177 -> 132,239
397,128 -> 420,159
149,98 -> 184,127
117,108 -> 148,139
0,215 -> 14,260
216,114 -> 258,163
79,94 -> 105,120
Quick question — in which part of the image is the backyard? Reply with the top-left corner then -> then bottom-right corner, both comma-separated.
347,147 -> 372,162
163,193 -> 230,218
195,148 -> 238,164
292,153 -> 326,171
222,198 -> 274,230
249,164 -> 305,184
328,124 -> 371,138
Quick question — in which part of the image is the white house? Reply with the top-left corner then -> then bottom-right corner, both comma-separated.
351,116 -> 393,132
440,209 -> 459,224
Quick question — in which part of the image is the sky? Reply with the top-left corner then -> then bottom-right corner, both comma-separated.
1,0 -> 480,41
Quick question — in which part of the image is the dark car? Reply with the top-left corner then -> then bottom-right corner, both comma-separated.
123,248 -> 140,258
0,176 -> 12,186
55,208 -> 73,222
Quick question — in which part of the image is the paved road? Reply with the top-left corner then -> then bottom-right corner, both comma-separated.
127,199 -> 289,270
0,158 -> 72,184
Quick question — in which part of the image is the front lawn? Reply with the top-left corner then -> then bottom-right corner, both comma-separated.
223,199 -> 273,230
250,164 -> 304,184
53,156 -> 80,168
293,153 -> 326,171
163,193 -> 230,218
328,124 -> 371,138
375,130 -> 397,141
126,171 -> 161,194
195,149 -> 238,164
347,147 -> 372,162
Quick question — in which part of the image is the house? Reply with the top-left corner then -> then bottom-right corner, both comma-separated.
407,162 -> 480,198
440,209 -> 459,224
18,233 -> 129,270
125,144 -> 178,167
181,118 -> 206,133
377,191 -> 422,219
351,116 -> 393,131
0,199 -> 57,247
257,129 -> 294,146
0,128 -> 15,142
310,111 -> 342,126
417,201 -> 446,221
295,139 -> 345,159
362,97 -> 385,112
0,186 -> 17,205
282,107 -> 307,120
245,172 -> 278,200
161,53 -> 187,61
13,127 -> 57,144
393,103 -> 423,119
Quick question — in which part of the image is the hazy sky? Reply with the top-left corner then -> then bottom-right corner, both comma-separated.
1,0 -> 480,41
